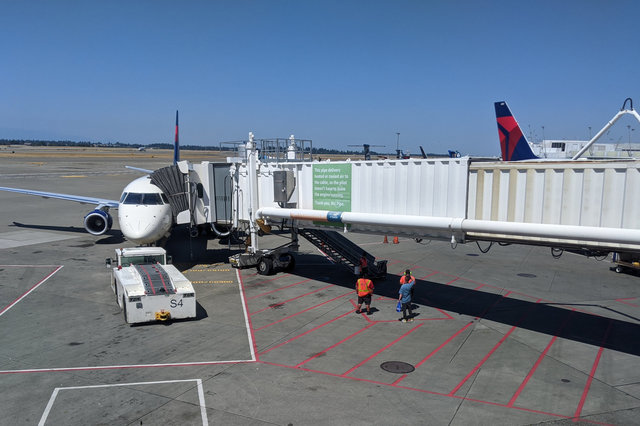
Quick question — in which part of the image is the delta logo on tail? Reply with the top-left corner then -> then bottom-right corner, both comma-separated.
494,101 -> 538,161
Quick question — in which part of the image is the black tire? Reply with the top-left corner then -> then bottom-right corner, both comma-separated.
615,265 -> 623,273
257,257 -> 273,275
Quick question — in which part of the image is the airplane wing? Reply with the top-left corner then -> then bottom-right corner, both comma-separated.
0,186 -> 119,208
125,165 -> 154,173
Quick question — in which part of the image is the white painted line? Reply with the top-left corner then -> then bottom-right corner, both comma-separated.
0,267 -> 257,374
38,379 -> 208,426
0,266 -> 63,317
237,268 -> 256,361
197,379 -> 208,426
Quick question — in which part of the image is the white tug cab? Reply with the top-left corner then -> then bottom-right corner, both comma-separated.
107,247 -> 196,324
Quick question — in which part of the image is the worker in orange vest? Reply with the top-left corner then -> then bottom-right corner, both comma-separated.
355,273 -> 374,315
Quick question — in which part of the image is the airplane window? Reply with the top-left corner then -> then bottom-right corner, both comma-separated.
123,193 -> 143,204
120,192 -> 128,203
123,193 -> 165,205
161,193 -> 169,204
142,193 -> 164,205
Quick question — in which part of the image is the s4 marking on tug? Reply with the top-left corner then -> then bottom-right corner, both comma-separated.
106,247 -> 196,324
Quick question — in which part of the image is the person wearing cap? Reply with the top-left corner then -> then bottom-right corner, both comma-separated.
398,269 -> 415,322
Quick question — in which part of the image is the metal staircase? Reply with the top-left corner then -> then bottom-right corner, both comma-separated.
299,228 -> 387,278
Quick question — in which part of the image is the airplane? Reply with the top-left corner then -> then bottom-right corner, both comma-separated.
495,99 -> 640,161
494,101 -> 538,161
0,111 -> 182,245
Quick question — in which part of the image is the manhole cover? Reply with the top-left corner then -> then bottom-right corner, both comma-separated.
380,361 -> 415,374
517,273 -> 537,278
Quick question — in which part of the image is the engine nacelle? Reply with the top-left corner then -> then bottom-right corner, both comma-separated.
84,209 -> 113,236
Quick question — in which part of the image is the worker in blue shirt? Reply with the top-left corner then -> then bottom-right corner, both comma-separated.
398,270 -> 415,322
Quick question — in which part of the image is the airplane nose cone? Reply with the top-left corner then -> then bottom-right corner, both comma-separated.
119,206 -> 171,244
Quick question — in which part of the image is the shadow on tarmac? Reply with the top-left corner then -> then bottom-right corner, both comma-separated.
290,252 -> 640,357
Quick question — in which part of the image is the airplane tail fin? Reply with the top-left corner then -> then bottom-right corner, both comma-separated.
174,110 -> 180,164
494,101 -> 538,161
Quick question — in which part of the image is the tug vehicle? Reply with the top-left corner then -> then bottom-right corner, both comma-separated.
106,247 -> 196,324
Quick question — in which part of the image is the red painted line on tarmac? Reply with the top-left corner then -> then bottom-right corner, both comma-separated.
343,322 -> 424,377
258,360 -> 585,422
417,272 -> 439,280
259,308 -> 356,355
508,308 -> 575,407
615,297 -> 639,307
250,284 -> 333,315
509,335 -> 558,407
247,278 -> 312,300
449,325 -> 517,395
296,323 -> 376,368
348,299 -> 374,322
0,266 -> 63,317
573,320 -> 613,422
244,273 -> 288,287
450,300 -> 540,396
261,360 -> 400,387
253,291 -> 353,332
392,321 -> 473,386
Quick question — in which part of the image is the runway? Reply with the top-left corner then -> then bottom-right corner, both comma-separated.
1,146 -> 639,425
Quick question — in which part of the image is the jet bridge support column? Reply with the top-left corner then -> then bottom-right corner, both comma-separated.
246,132 -> 260,253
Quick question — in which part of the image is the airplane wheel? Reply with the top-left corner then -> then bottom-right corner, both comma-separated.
257,257 -> 273,275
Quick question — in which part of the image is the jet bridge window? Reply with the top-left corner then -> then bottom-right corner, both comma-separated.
122,193 -> 166,205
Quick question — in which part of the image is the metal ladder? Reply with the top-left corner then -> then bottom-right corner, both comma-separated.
299,228 -> 387,278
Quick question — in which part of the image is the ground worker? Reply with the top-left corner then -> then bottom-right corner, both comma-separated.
355,273 -> 374,315
400,269 -> 416,307
398,269 -> 415,322
359,253 -> 369,277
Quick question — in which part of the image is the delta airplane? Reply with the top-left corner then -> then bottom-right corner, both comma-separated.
494,101 -> 539,161
495,99 -> 640,161
0,112 -> 182,245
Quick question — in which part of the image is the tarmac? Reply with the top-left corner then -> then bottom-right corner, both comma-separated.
1,145 -> 640,425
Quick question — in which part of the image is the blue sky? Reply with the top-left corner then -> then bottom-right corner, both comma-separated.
2,0 -> 639,156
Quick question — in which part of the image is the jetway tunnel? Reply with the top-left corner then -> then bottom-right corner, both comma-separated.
172,138 -> 640,273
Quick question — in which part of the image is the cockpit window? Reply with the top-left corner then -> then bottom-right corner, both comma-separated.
161,193 -> 169,204
143,193 -> 165,205
122,192 -> 166,205
120,192 -> 128,203
123,193 -> 143,204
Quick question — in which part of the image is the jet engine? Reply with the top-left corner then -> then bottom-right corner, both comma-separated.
84,209 -> 113,235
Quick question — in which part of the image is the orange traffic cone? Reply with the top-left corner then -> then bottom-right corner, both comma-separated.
393,236 -> 399,244
383,235 -> 388,243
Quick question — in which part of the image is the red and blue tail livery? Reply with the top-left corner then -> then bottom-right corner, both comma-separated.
174,110 -> 180,164
494,101 -> 538,161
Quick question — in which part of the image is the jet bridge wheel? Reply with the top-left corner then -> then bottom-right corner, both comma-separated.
257,257 -> 273,275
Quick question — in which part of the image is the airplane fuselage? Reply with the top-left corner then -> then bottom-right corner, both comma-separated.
117,176 -> 173,245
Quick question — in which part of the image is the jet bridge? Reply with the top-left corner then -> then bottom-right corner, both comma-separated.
171,135 -> 640,273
